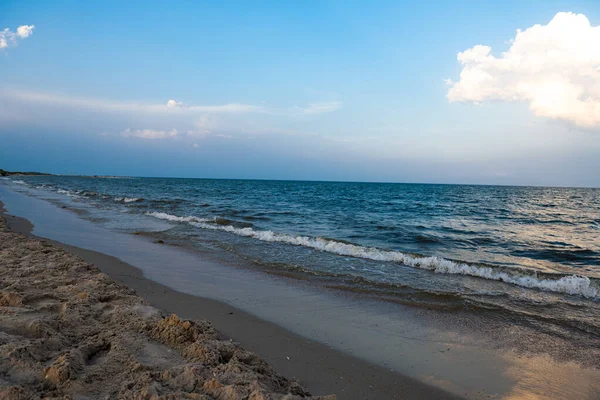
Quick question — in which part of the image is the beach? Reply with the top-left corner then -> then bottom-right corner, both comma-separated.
0,202 -> 459,399
3,3 -> 600,399
0,206 -> 326,399
1,179 -> 599,399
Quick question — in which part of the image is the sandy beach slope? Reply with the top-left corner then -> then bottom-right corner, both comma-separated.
0,211 -> 335,399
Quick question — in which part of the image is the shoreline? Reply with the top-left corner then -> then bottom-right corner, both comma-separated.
0,201 -> 460,399
3,182 -> 600,399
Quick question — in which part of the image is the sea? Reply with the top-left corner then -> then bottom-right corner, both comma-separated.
3,176 -> 600,339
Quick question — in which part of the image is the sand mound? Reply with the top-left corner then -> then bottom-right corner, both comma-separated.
0,216 -> 334,399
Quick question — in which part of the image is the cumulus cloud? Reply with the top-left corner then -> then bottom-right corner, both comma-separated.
16,25 -> 35,38
0,25 -> 35,49
447,12 -> 600,129
122,128 -> 179,139
167,99 -> 188,109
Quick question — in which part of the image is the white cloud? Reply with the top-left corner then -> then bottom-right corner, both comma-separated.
189,103 -> 263,113
167,99 -> 187,109
1,89 -> 344,119
193,114 -> 214,135
122,128 -> 179,139
16,25 -> 35,38
0,25 -> 35,49
0,88 -> 345,141
447,12 -> 600,129
193,143 -> 199,148
296,101 -> 342,115
1,89 -> 263,114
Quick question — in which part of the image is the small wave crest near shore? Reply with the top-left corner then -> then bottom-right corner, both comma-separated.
146,211 -> 599,299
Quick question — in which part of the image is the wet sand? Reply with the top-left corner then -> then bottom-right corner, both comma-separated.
0,201 -> 459,399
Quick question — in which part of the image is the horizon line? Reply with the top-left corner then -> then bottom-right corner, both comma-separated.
3,169 -> 599,190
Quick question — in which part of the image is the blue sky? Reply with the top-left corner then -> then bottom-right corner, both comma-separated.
1,0 -> 600,186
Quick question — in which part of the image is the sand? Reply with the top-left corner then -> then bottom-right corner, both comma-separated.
0,212 -> 336,399
0,203 -> 460,399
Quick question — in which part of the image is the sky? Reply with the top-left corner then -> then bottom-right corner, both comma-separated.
1,0 -> 600,187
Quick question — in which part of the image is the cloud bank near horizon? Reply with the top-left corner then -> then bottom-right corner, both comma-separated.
121,128 -> 180,140
0,89 -> 342,140
447,12 -> 600,129
2,89 -> 264,115
0,25 -> 35,50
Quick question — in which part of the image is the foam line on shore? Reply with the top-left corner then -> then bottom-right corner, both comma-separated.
145,211 -> 598,299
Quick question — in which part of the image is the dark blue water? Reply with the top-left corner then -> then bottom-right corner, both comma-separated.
4,176 -> 600,336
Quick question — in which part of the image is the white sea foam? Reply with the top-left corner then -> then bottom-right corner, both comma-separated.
146,211 -> 213,223
115,197 -> 142,203
56,188 -> 82,198
146,211 -> 598,299
12,180 -> 27,185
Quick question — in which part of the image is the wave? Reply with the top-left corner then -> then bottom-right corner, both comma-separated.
415,234 -> 444,244
146,212 -> 598,299
79,190 -> 111,200
59,189 -> 79,197
115,197 -> 143,203
146,211 -> 213,224
78,190 -> 101,198
148,198 -> 189,206
56,189 -> 82,199
12,180 -> 27,185
147,212 -> 252,228
514,248 -> 598,263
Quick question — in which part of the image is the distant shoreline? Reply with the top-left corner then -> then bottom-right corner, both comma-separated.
0,169 -> 52,177
0,169 -> 127,179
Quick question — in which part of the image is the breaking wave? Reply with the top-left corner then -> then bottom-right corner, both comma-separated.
146,211 -> 598,299
12,180 -> 27,185
55,189 -> 82,198
146,211 -> 213,223
115,197 -> 143,203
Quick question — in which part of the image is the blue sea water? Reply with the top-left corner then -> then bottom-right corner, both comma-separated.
3,176 -> 600,336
